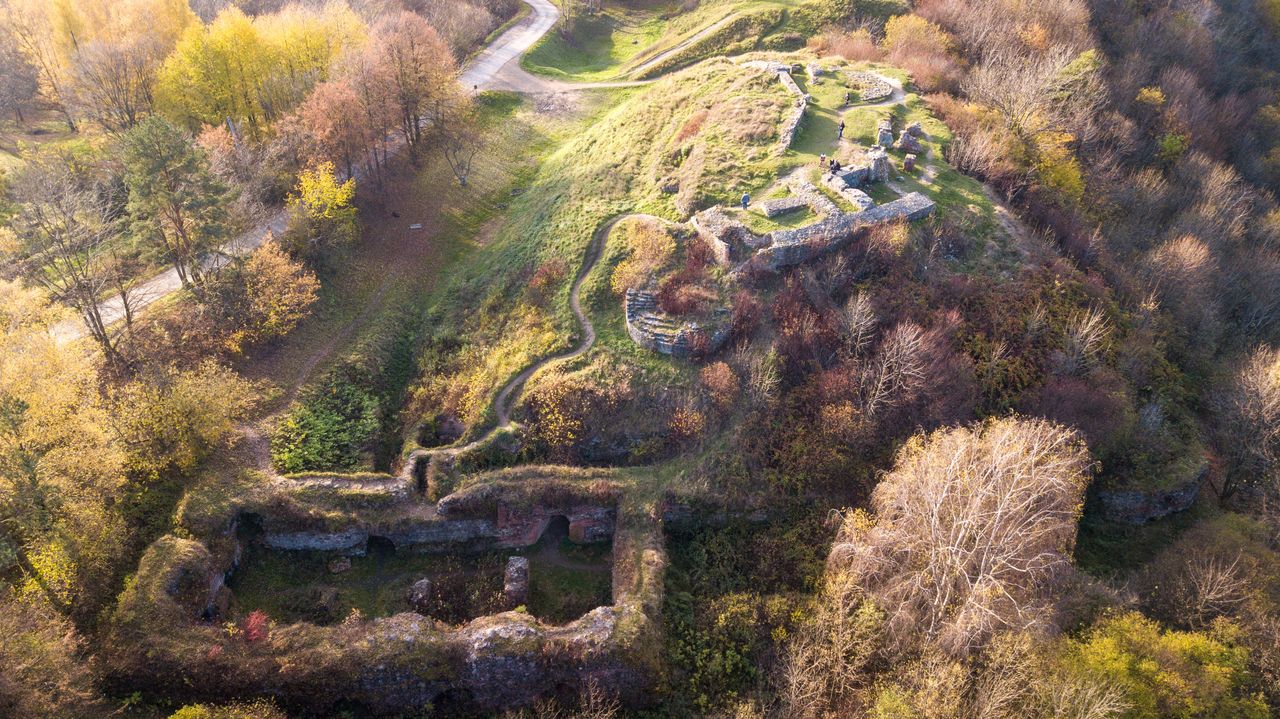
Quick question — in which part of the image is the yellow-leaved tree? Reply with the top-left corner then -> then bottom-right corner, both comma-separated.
155,4 -> 366,138
283,161 -> 358,262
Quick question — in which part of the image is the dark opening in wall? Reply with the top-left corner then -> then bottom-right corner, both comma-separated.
366,535 -> 397,556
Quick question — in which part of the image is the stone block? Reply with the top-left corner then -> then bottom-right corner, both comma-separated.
897,131 -> 923,154
840,188 -> 875,211
503,556 -> 530,607
757,195 -> 807,218
408,578 -> 434,613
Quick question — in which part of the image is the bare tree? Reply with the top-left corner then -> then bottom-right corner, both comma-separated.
828,417 -> 1091,656
963,45 -> 1105,187
12,157 -> 124,364
1055,307 -> 1110,376
1214,345 -> 1280,501
371,12 -> 460,162
859,322 -> 927,420
441,110 -> 482,186
1,0 -> 77,131
840,290 -> 876,358
71,36 -> 160,132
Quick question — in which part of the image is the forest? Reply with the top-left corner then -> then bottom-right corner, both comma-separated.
1,0 -> 1279,716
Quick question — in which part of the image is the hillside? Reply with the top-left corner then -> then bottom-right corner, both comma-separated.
2,0 -> 1280,717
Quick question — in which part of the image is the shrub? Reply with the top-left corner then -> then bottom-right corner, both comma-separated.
527,258 -> 569,305
700,361 -> 739,412
610,219 -> 676,295
882,15 -> 960,92
270,377 -> 380,473
1066,613 -> 1269,719
169,700 -> 288,719
809,28 -> 879,62
242,610 -> 269,643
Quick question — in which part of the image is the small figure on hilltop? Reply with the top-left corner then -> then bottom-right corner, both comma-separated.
838,120 -> 846,139
741,191 -> 751,209
819,153 -> 826,168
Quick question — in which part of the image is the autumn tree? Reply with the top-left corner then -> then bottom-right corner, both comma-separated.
335,48 -> 397,183
369,12 -> 460,161
828,417 -> 1091,656
1,0 -> 76,129
282,161 -> 357,262
962,47 -> 1105,197
11,154 -> 126,365
106,360 -> 260,479
0,280 -> 128,618
71,37 -> 161,132
213,241 -> 319,353
63,0 -> 197,131
121,116 -> 230,297
0,22 -> 38,122
155,4 -> 366,139
295,77 -> 376,179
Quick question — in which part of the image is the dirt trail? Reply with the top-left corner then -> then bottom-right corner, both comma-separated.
627,12 -> 739,78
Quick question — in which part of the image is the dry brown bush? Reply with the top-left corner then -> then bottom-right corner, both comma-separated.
700,361 -> 739,412
807,28 -> 879,62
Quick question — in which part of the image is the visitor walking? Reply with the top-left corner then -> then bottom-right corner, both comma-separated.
838,120 -> 845,139
741,192 -> 750,209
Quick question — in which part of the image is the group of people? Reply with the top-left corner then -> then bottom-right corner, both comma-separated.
738,120 -> 849,210
818,153 -> 844,175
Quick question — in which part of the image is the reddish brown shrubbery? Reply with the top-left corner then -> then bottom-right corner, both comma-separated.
807,28 -> 880,62
243,611 -> 269,644
730,289 -> 763,339
684,236 -> 714,273
675,109 -> 709,143
527,258 -> 569,305
657,272 -> 716,315
772,277 -> 840,380
700,361 -> 739,412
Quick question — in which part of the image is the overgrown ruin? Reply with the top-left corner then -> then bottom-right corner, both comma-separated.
105,471 -> 664,715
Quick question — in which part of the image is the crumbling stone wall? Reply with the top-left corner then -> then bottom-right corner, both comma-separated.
106,479 -> 661,715
624,289 -> 732,358
742,60 -> 806,152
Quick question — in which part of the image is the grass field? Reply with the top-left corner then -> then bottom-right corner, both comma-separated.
521,1 -> 669,81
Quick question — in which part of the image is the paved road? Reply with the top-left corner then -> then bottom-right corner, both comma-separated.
460,0 -> 560,90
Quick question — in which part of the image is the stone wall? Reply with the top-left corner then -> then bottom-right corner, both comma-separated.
624,289 -> 732,358
742,60 -> 806,153
1095,465 -> 1207,524
754,192 -> 936,270
107,481 -> 659,715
